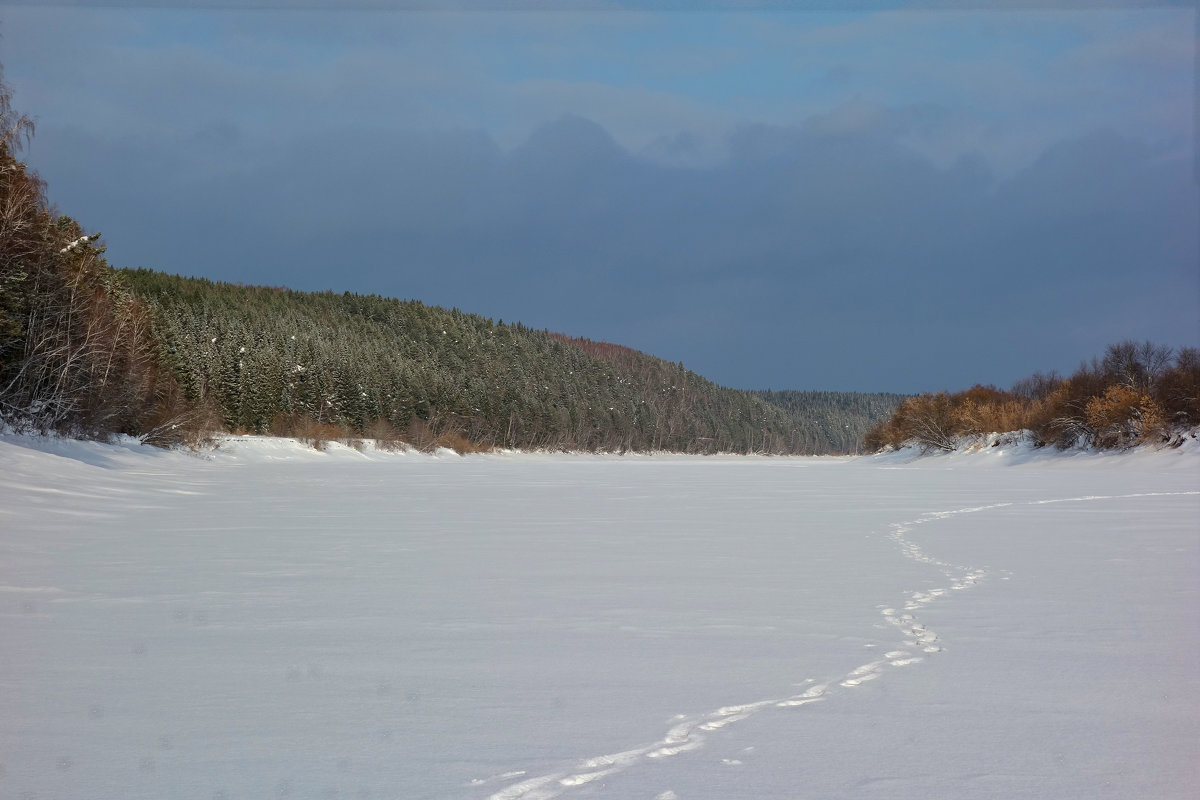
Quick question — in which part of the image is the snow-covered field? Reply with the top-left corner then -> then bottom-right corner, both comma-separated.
2,434 -> 1197,800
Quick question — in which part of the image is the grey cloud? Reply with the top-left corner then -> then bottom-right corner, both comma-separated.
9,2 -> 1185,8
26,109 -> 1197,393
641,130 -> 707,165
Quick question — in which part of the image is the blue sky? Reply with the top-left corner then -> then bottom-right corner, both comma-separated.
1,1 -> 1195,392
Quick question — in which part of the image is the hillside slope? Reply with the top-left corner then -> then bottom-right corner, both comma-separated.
2,68 -> 896,455
755,389 -> 906,455
123,269 -> 846,453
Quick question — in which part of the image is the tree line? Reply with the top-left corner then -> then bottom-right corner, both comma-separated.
0,68 -> 175,441
864,341 -> 1200,453
753,390 -> 906,455
120,269 -> 894,454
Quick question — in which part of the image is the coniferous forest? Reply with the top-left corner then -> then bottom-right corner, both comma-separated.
116,269 -> 904,454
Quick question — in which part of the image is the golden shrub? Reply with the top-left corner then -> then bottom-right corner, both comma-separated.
1085,385 -> 1167,448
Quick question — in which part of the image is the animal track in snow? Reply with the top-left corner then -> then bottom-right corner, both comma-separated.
480,502 -> 995,800
479,493 -> 1200,800
558,769 -> 615,787
776,682 -> 829,708
879,504 -> 1009,664
840,660 -> 886,688
889,655 -> 923,667
488,774 -> 565,800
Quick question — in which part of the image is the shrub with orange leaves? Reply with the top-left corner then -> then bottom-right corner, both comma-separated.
1085,385 -> 1167,448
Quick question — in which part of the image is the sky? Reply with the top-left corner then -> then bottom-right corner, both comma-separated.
0,1 -> 1196,393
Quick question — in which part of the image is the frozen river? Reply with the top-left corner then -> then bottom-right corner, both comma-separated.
2,434 -> 1197,799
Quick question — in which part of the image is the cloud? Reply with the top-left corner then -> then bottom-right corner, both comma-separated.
4,4 -> 1194,392
33,105 -> 1191,391
6,5 -> 1191,172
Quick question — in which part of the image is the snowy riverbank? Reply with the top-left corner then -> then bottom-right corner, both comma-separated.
2,432 -> 1197,799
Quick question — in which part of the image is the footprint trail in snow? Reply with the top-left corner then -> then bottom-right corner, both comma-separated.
474,492 -> 1198,800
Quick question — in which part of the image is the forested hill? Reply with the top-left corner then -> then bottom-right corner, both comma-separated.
0,66 -> 890,455
0,95 -> 896,455
754,390 -> 908,455
120,269 -> 885,453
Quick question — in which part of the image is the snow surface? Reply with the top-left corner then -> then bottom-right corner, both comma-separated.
1,433 -> 1198,800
